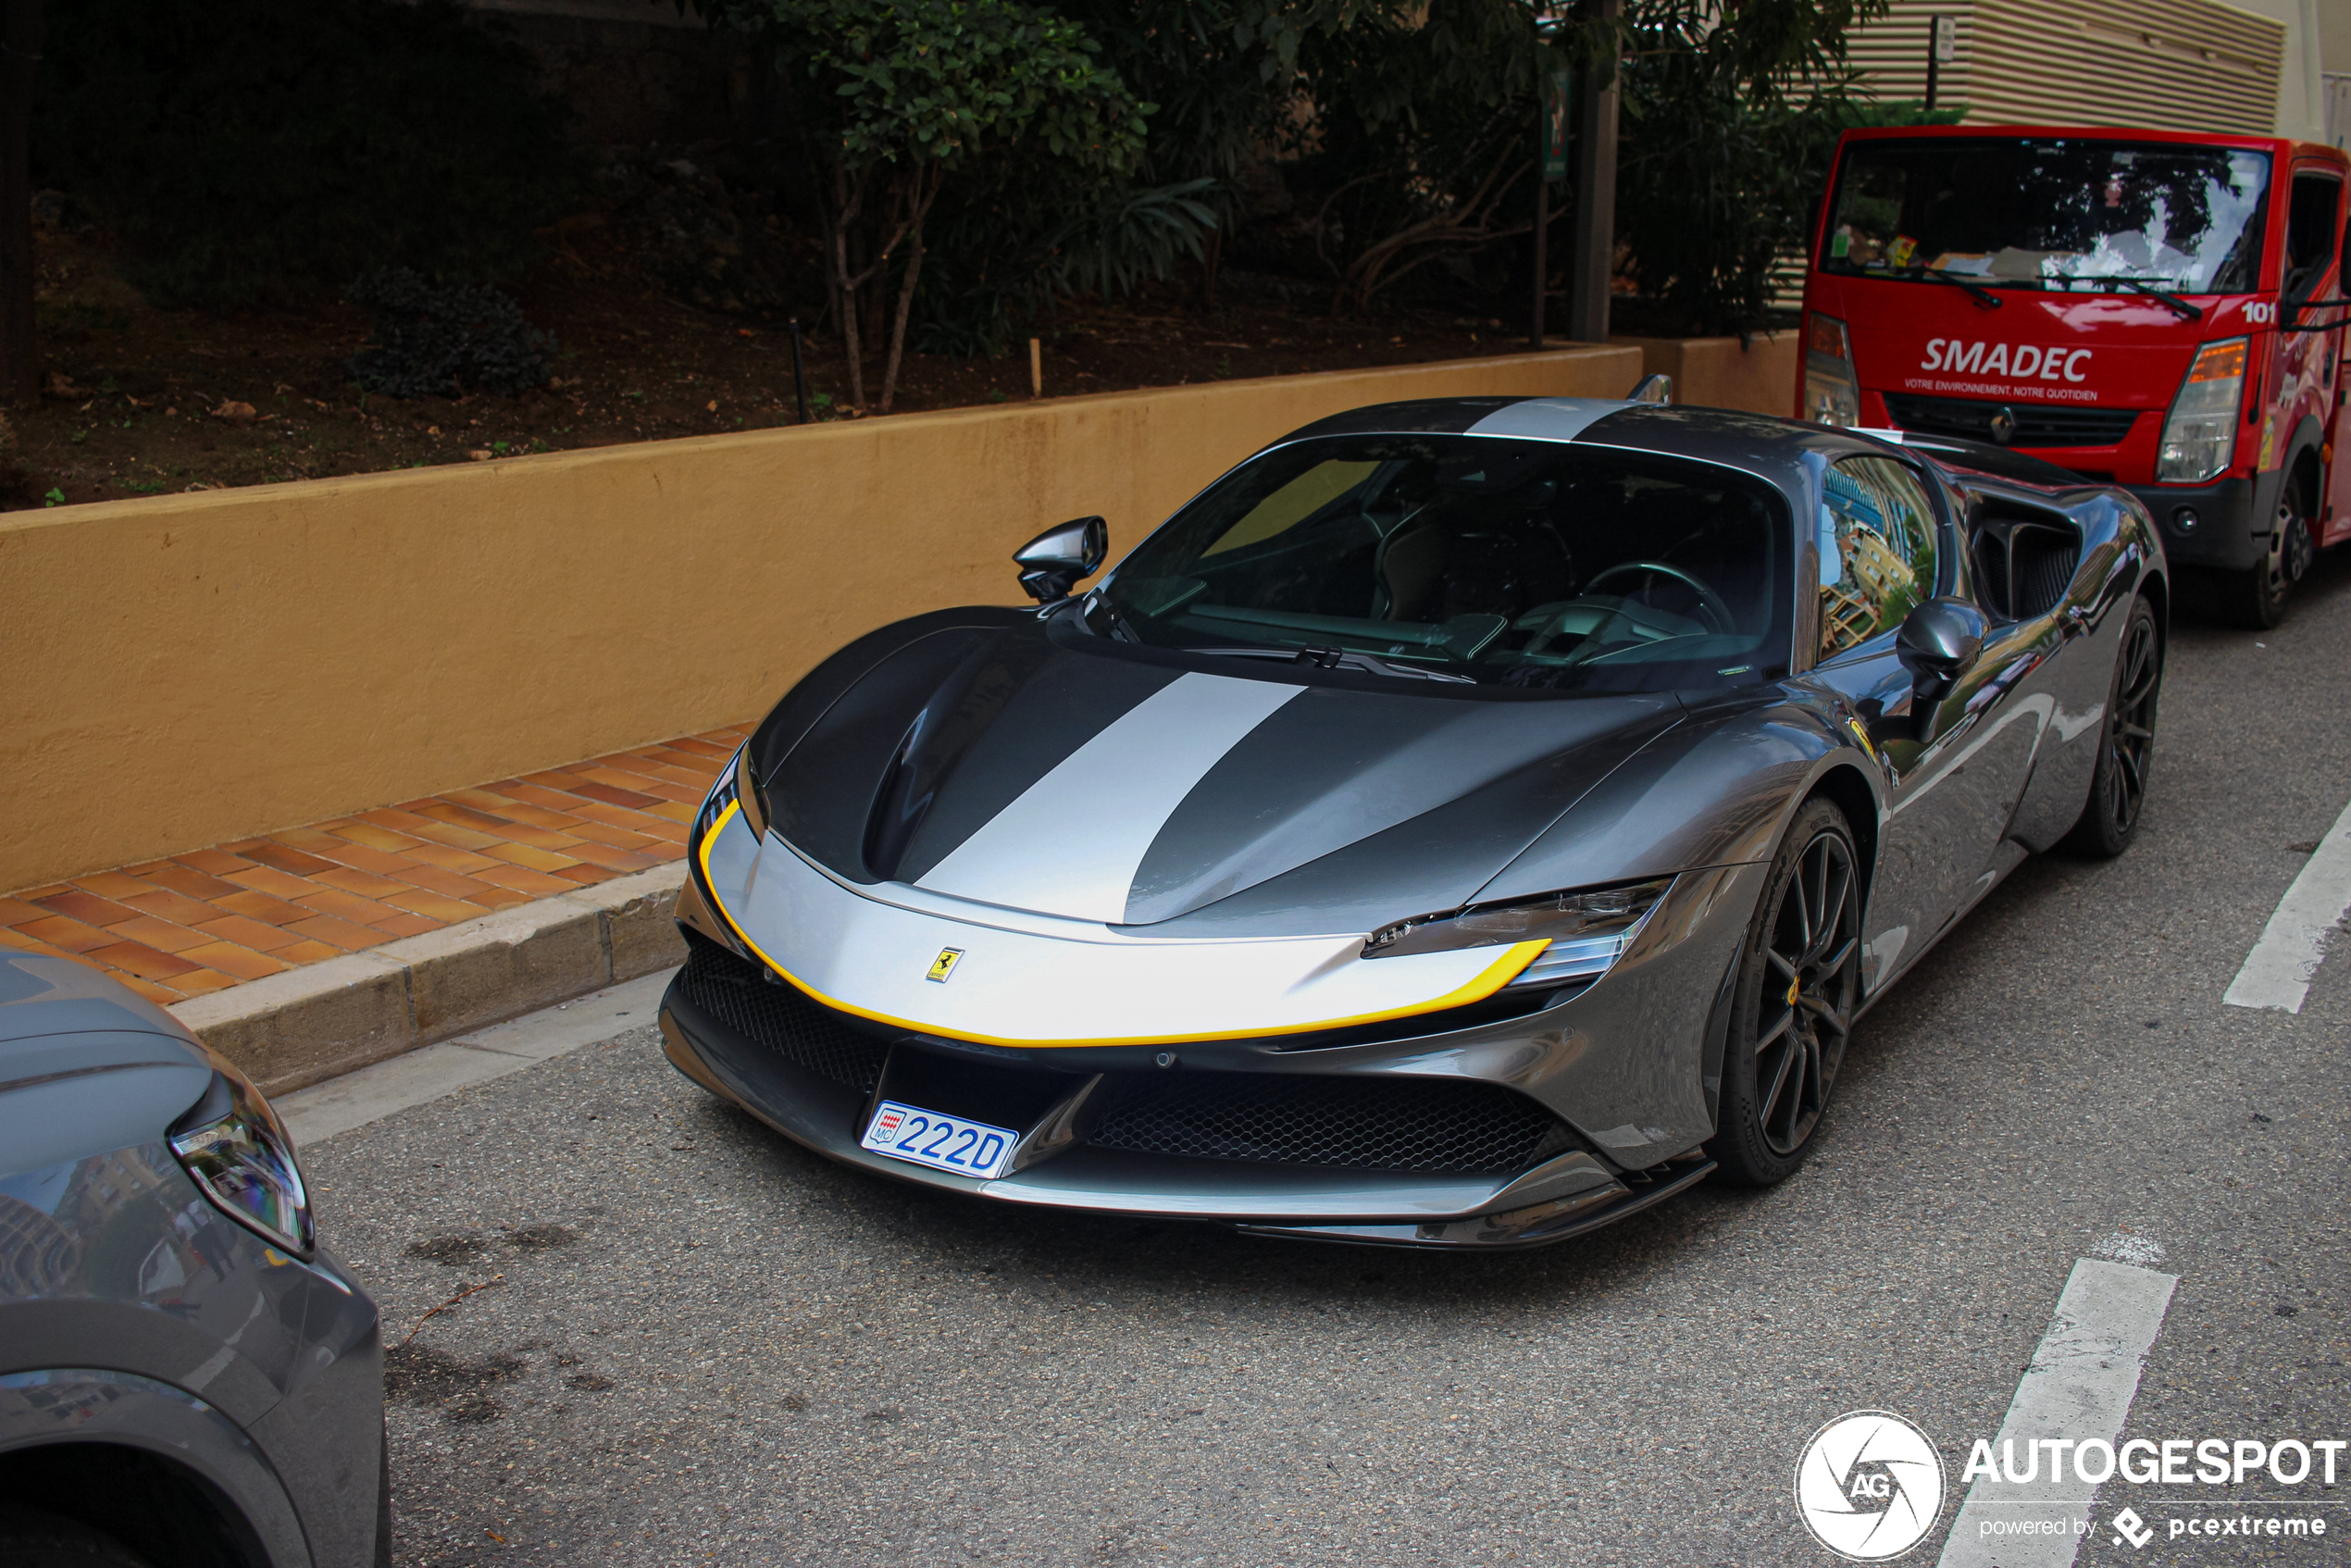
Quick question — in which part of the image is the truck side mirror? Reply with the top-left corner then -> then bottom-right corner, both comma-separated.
1894,597 -> 1986,739
1014,516 -> 1108,604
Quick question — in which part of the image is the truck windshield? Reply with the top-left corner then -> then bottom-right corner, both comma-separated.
1823,137 -> 2270,297
1088,435 -> 1793,694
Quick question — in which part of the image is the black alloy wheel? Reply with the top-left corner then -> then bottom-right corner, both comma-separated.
2061,595 -> 2162,858
1707,797 -> 1862,1185
2232,485 -> 2311,629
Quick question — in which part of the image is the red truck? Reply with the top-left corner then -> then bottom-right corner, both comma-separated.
1799,124 -> 2348,627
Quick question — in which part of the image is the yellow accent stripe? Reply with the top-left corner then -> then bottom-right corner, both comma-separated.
694,800 -> 1549,1049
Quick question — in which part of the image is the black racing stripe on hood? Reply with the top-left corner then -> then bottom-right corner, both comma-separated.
885,646 -> 1186,886
1125,701 -> 1682,939
1123,688 -> 1656,925
765,624 -> 1014,881
748,607 -> 1034,790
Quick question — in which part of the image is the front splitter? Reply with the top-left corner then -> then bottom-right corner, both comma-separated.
660,975 -> 1708,1249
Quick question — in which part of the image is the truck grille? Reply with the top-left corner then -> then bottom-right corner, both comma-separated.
1087,1073 -> 1574,1174
673,942 -> 889,1094
1883,393 -> 2139,449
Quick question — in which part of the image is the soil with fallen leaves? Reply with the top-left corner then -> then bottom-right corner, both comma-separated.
1,220 -> 1575,513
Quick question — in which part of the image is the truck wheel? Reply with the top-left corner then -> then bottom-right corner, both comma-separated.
2229,486 -> 2310,629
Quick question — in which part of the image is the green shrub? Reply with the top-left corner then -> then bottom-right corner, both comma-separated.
345,269 -> 555,398
34,0 -> 583,307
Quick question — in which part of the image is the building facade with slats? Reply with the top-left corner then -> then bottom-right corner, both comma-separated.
1844,0 -> 2290,138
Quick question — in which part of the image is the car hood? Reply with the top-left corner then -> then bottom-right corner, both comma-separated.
754,621 -> 1683,930
0,948 -> 209,1085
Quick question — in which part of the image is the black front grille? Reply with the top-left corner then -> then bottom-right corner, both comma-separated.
1087,1073 -> 1572,1174
674,941 -> 889,1094
1884,392 -> 2139,448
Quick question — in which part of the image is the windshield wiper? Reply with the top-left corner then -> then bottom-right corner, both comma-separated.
1913,268 -> 2005,309
2044,272 -> 2204,320
2108,277 -> 2203,320
1186,645 -> 1478,684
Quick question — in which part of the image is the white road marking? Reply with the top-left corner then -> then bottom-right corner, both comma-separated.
2224,793 -> 2351,1013
1935,1258 -> 2179,1568
278,967 -> 675,1146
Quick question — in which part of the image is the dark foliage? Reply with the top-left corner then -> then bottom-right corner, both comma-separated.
33,0 -> 583,307
1617,88 -> 1959,335
345,269 -> 555,398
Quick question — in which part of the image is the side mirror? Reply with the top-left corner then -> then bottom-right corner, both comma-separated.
1014,516 -> 1108,604
1894,597 -> 1987,738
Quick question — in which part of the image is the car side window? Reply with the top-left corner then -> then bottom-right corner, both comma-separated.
1819,456 -> 1937,660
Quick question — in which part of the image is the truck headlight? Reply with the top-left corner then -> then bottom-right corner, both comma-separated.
2156,338 -> 2245,483
1365,878 -> 1672,990
1803,313 -> 1860,428
169,1065 -> 313,1255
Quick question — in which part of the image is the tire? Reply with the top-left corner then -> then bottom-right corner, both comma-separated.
0,1505 -> 153,1568
2060,596 -> 2162,858
2227,483 -> 2312,629
1705,797 -> 1863,1186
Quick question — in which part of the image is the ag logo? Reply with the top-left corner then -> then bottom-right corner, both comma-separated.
926,948 -> 964,983
1794,1411 -> 1947,1561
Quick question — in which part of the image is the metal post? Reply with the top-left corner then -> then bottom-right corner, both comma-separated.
1530,176 -> 1549,349
0,0 -> 41,409
1565,0 -> 1621,344
788,317 -> 811,424
1532,52 -> 1570,350
1926,15 -> 1956,112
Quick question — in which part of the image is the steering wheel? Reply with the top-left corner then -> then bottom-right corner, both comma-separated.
1582,560 -> 1735,636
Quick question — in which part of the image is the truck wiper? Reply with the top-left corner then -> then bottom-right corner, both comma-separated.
1913,268 -> 2005,309
2046,273 -> 2203,321
2110,277 -> 2202,320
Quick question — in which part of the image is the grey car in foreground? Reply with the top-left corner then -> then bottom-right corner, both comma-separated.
660,397 -> 2165,1248
0,949 -> 385,1566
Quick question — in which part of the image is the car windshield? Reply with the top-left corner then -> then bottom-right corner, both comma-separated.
1089,434 -> 1793,693
1823,137 -> 2270,296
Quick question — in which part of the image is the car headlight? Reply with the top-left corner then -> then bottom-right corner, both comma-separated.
693,744 -> 766,846
2156,337 -> 2245,483
168,1064 -> 313,1255
1803,313 -> 1860,428
1363,877 -> 1672,990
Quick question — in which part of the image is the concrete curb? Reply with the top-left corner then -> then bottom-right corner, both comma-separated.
167,864 -> 688,1095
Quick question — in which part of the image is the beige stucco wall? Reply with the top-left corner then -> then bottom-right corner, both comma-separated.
0,346 -> 1641,892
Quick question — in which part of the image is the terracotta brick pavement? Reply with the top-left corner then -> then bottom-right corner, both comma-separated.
1,727 -> 748,1006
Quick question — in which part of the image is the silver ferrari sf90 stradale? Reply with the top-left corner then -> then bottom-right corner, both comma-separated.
659,397 -> 2164,1248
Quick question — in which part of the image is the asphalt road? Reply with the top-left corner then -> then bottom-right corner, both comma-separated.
304,555 -> 2351,1568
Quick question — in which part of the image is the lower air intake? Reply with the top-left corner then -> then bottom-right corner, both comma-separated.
674,941 -> 890,1094
1088,1073 -> 1574,1174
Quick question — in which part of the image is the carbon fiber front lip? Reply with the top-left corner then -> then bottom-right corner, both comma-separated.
657,978 -> 1635,1232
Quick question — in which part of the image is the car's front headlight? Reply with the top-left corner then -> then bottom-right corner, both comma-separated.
2156,337 -> 2245,483
1364,877 -> 1672,991
693,744 -> 766,846
169,1064 -> 312,1255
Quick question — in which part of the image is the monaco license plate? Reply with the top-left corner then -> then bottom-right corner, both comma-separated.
859,1101 -> 1018,1179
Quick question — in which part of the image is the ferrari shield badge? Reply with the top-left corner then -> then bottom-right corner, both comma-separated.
927,948 -> 964,983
